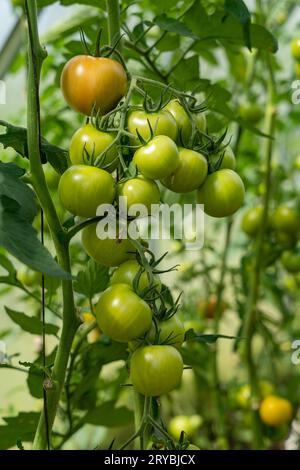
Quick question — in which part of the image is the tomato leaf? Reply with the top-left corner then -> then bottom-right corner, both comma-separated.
185,330 -> 240,343
0,120 -> 68,174
0,412 -> 39,449
153,13 -> 197,39
224,0 -> 251,50
0,197 -> 71,279
5,307 -> 59,336
73,259 -> 109,298
84,401 -> 134,427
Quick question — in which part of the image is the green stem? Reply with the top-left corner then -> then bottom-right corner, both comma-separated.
106,0 -> 122,52
25,1 -> 79,450
241,54 -> 276,450
134,392 -> 144,450
211,219 -> 232,448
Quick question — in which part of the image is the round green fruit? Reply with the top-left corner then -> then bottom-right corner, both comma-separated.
58,165 -> 115,218
130,345 -> 183,396
95,284 -> 152,342
161,147 -> 208,193
197,169 -> 245,218
69,123 -> 118,172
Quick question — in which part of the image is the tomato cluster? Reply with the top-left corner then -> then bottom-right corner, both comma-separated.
56,52 -> 249,402
241,204 -> 300,273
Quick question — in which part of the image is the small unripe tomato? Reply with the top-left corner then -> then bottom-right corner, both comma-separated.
60,55 -> 127,116
275,231 -> 297,249
110,259 -> 161,293
270,206 -> 300,235
17,267 -> 40,287
236,381 -> 274,408
241,206 -> 264,237
209,145 -> 236,170
128,109 -> 178,145
134,136 -> 180,180
291,39 -> 300,60
69,124 -> 118,172
259,395 -> 293,427
281,248 -> 300,273
168,415 -> 203,440
239,102 -> 263,125
117,176 -> 160,212
164,100 -> 192,144
44,163 -> 60,190
161,147 -> 208,193
95,284 -> 152,342
197,169 -> 245,218
82,223 -> 135,267
294,62 -> 300,79
129,315 -> 185,351
58,165 -> 116,218
294,154 -> 300,170
130,345 -> 183,396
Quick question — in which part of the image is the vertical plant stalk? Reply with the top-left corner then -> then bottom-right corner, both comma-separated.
241,55 -> 276,450
25,1 -> 79,450
210,126 -> 243,448
106,0 -> 122,53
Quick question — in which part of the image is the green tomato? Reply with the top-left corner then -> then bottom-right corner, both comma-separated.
294,155 -> 300,170
197,169 -> 245,218
168,415 -> 203,440
110,259 -> 161,293
186,445 -> 200,450
281,249 -> 300,273
291,38 -> 300,60
118,176 -> 160,212
69,123 -> 118,172
161,147 -> 208,193
128,109 -> 178,144
82,223 -> 135,267
209,145 -> 236,170
95,284 -> 152,342
134,136 -> 180,179
129,315 -> 185,351
275,231 -> 298,249
130,345 -> 183,396
194,113 -> 207,134
239,103 -> 263,125
164,100 -> 192,144
17,268 -> 40,287
44,163 -> 60,190
270,206 -> 300,235
58,165 -> 116,218
241,206 -> 264,236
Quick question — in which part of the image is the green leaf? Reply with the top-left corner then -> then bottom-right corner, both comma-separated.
224,0 -> 251,49
0,194 -> 71,279
0,163 -> 37,222
5,307 -> 59,336
172,55 -> 200,90
84,401 -> 133,427
224,0 -> 251,25
0,412 -> 39,449
153,13 -> 197,38
0,121 -> 68,174
74,259 -> 109,298
185,330 -> 239,344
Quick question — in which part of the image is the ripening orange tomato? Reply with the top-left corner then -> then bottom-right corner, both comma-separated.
60,55 -> 127,116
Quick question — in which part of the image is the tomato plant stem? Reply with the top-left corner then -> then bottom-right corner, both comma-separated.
106,0 -> 122,53
241,54 -> 276,450
25,1 -> 79,450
